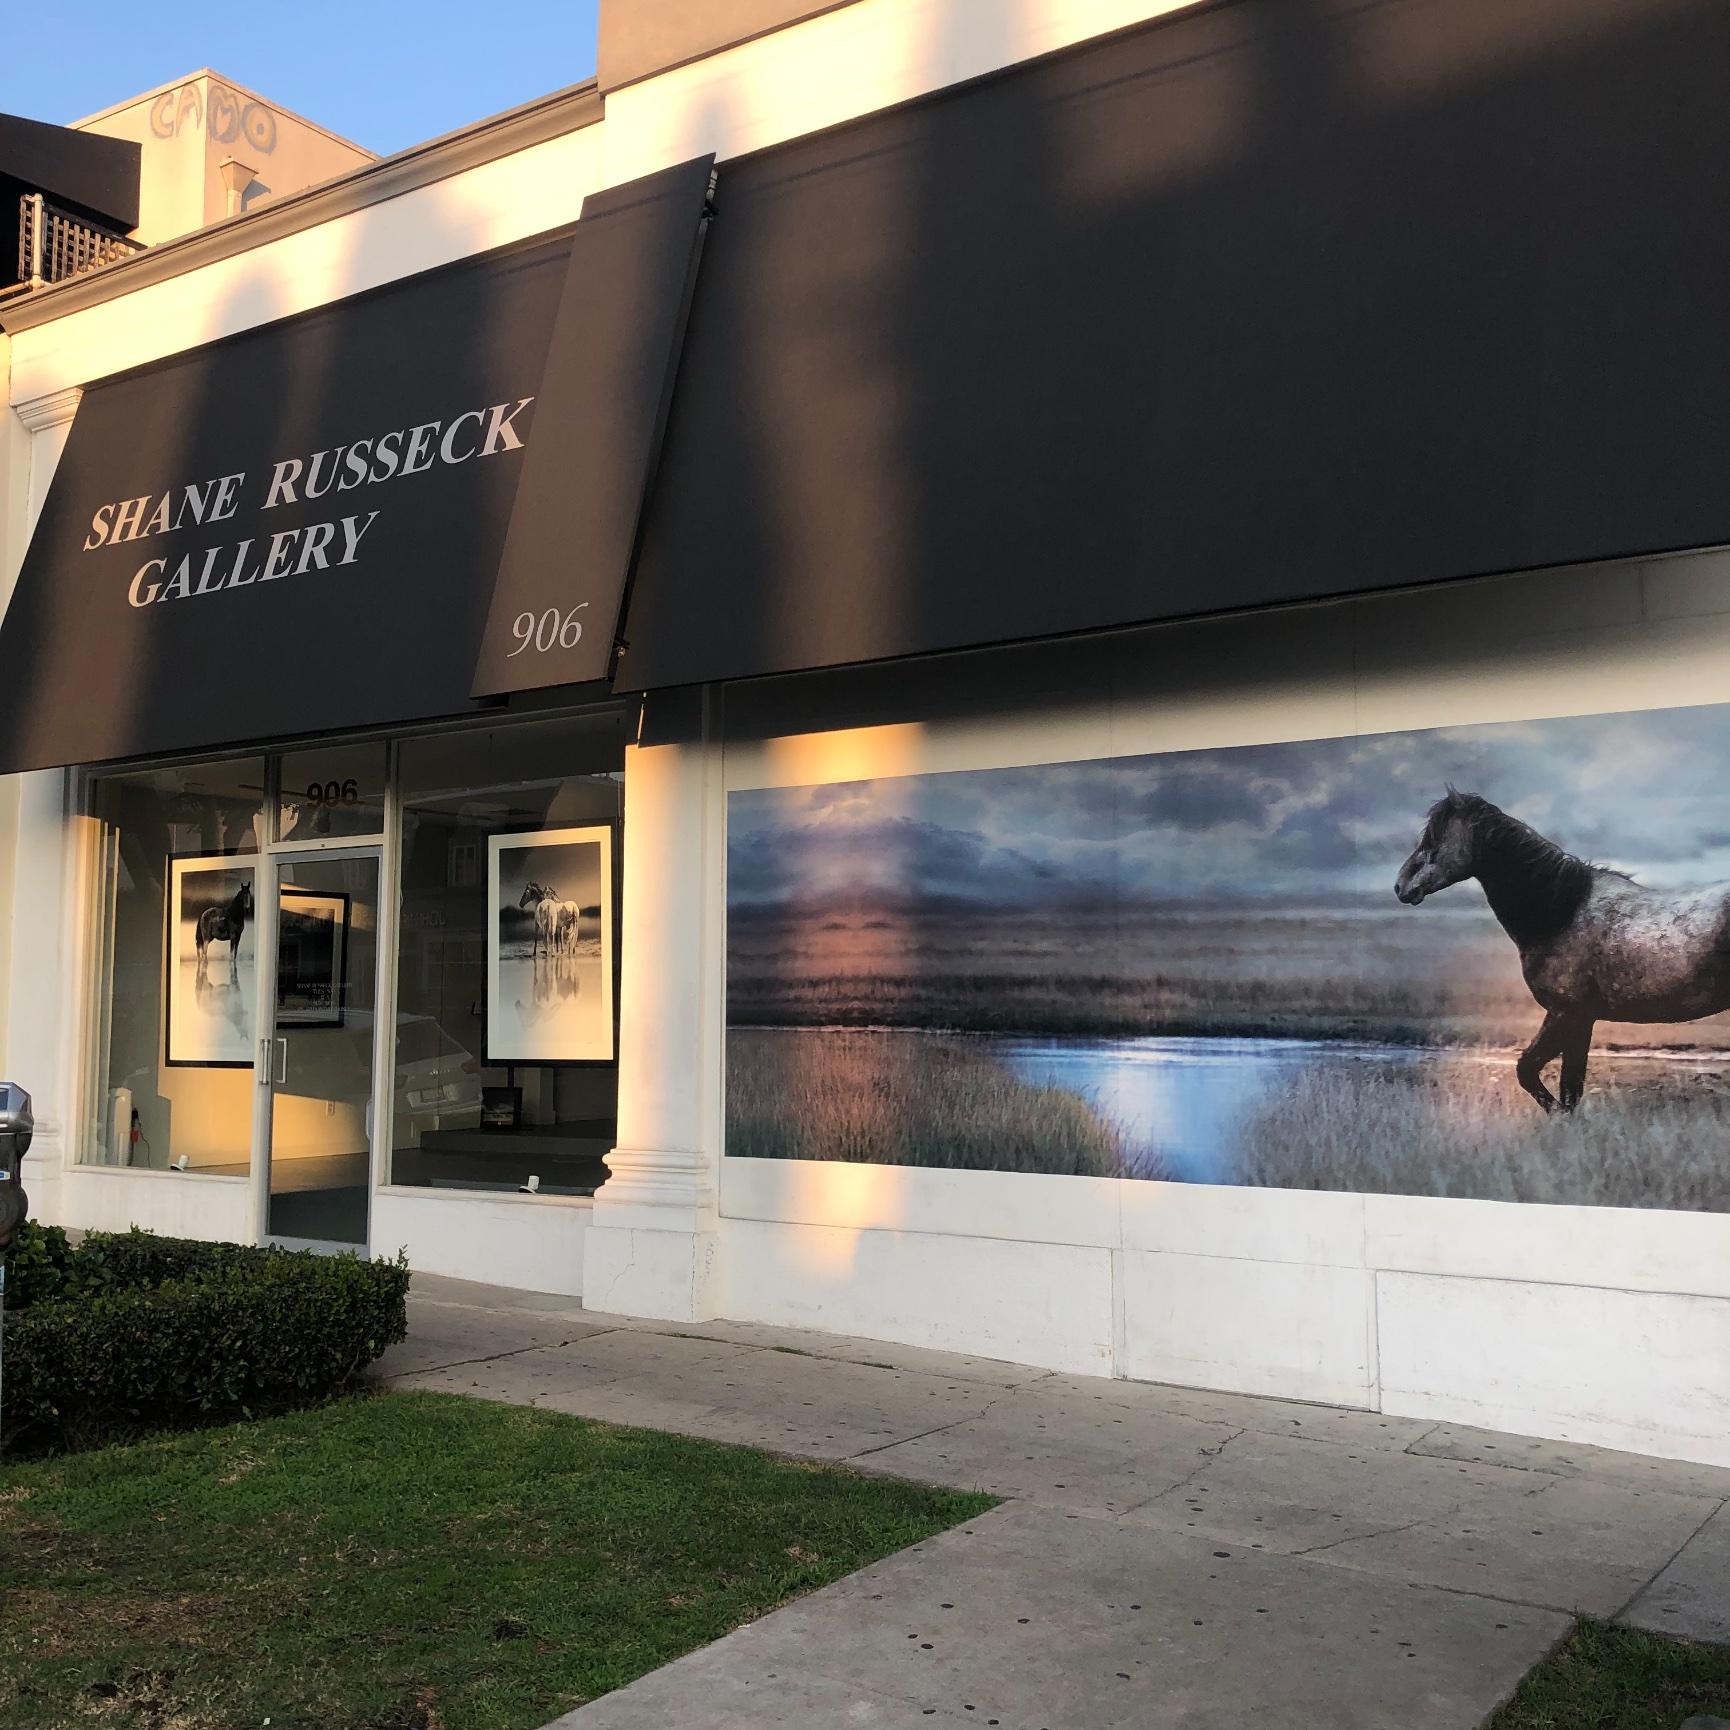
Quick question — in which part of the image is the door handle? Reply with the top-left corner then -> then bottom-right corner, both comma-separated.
258,1036 -> 272,1087
275,1037 -> 289,1087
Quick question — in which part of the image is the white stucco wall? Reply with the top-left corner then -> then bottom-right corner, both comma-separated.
706,549 -> 1730,1468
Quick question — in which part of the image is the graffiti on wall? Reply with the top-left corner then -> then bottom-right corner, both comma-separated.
726,702 -> 1730,1213
150,82 -> 278,154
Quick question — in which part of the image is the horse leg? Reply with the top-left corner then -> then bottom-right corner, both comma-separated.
1557,1015 -> 1596,1113
1515,1010 -> 1569,1112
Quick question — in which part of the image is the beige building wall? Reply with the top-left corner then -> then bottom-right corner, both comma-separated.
598,0 -> 866,89
74,72 -> 373,245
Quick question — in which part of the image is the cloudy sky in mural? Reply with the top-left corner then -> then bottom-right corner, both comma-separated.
728,704 -> 1730,908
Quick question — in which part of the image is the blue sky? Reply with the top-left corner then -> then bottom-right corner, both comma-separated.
729,704 -> 1730,909
1,2 -> 601,156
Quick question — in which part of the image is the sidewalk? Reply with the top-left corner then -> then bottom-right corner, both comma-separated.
377,1275 -> 1730,1729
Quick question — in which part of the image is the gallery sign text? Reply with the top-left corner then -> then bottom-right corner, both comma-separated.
79,397 -> 535,608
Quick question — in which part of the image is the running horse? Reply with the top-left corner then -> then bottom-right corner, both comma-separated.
1395,790 -> 1730,1111
194,879 -> 253,986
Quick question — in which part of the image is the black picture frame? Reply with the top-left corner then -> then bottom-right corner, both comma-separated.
275,885 -> 352,1029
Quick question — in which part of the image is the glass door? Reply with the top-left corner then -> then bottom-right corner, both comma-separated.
256,849 -> 382,1249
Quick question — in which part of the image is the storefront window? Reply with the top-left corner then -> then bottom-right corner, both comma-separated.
78,714 -> 627,1197
390,713 -> 626,1195
86,757 -> 267,1172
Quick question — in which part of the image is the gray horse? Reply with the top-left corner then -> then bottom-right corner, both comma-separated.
1395,789 -> 1730,1112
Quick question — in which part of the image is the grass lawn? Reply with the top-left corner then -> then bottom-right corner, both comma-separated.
0,1388 -> 994,1730
1489,1620 -> 1730,1729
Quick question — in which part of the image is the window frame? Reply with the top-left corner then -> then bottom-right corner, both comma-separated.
72,699 -> 629,1215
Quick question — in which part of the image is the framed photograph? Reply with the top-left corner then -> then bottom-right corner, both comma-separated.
165,854 -> 259,1068
276,887 -> 351,1028
486,825 -> 615,1063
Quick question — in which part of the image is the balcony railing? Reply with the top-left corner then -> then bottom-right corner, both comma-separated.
15,191 -> 143,291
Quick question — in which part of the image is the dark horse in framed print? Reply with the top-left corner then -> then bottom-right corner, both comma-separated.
1395,790 -> 1730,1111
195,879 -> 253,986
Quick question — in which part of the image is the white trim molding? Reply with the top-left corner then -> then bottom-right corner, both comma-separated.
15,388 -> 82,433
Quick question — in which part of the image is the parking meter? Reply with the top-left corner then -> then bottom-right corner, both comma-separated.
0,1083 -> 33,1256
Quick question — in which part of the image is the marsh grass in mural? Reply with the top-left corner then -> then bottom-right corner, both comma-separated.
727,1029 -> 1142,1178
1236,1052 -> 1730,1211
726,704 -> 1730,1210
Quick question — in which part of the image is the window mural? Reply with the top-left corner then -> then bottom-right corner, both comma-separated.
726,704 -> 1730,1212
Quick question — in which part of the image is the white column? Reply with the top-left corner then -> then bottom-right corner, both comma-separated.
3,772 -> 81,1218
584,689 -> 725,1320
0,389 -> 84,1220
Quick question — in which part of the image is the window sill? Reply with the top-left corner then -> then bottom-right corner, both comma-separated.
373,1184 -> 597,1210
69,1163 -> 250,1183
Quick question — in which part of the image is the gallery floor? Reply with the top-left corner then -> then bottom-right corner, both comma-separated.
262,1151 -> 367,1243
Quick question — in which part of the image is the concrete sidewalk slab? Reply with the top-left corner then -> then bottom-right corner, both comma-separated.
615,1313 -> 1043,1389
546,1501 -> 1568,1730
387,1322 -> 1020,1462
374,1278 -> 1730,1729
1114,1428 -> 1721,1615
1062,1374 -> 1443,1454
861,1381 -> 1238,1518
1407,1422 -> 1730,1499
1622,1503 -> 1730,1645
376,1299 -> 614,1378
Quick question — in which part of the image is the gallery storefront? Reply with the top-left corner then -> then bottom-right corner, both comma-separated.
82,712 -> 627,1233
5,0 -> 1730,1468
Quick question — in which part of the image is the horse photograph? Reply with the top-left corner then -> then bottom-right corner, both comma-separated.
486,827 -> 616,1063
167,858 -> 258,1066
727,702 -> 1730,1213
1396,790 -> 1730,1114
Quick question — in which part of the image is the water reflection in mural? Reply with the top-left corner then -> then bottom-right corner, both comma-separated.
726,704 -> 1730,1211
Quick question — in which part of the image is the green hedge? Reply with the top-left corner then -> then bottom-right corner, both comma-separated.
3,1231 -> 409,1449
4,1221 -> 114,1311
78,1227 -> 261,1290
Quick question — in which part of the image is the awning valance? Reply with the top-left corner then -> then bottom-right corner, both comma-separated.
0,155 -> 712,774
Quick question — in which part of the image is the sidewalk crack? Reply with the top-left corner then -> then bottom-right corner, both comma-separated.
845,1388 -> 1021,1464
1288,1515 -> 1432,1558
386,1329 -> 620,1380
1609,1493 -> 1726,1623
1116,1427 -> 1246,1516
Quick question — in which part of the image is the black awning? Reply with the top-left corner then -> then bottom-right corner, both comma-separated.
0,157 -> 712,774
615,0 -> 1730,691
473,155 -> 714,697
0,113 -> 139,231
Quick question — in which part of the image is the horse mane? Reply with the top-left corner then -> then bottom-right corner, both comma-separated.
1434,788 -> 1608,937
